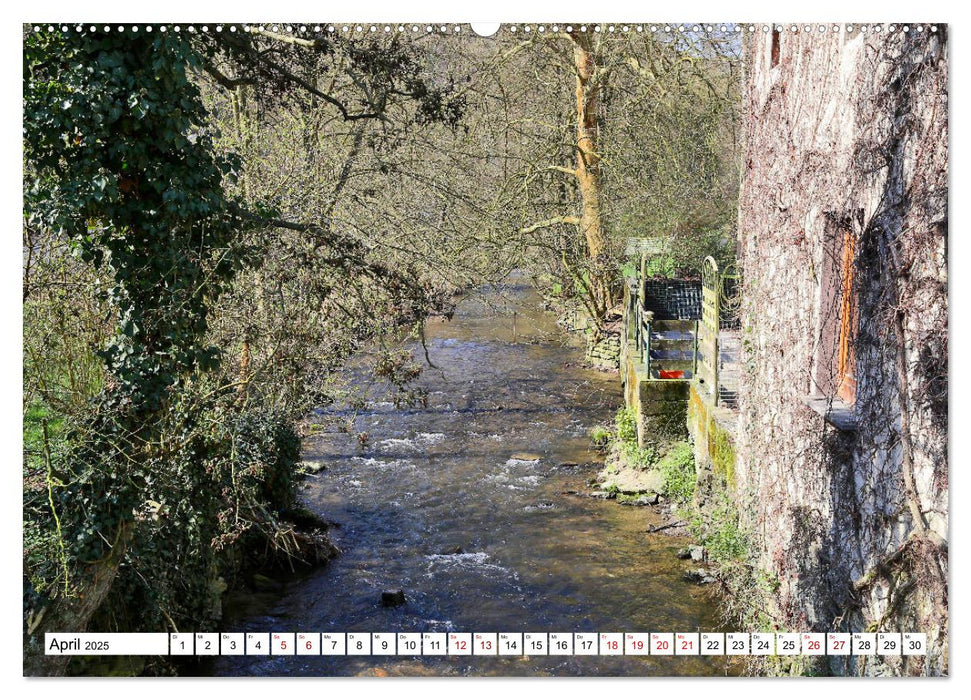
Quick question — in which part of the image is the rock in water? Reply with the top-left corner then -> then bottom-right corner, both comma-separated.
510,452 -> 542,462
297,460 -> 327,475
381,590 -> 407,607
684,568 -> 717,585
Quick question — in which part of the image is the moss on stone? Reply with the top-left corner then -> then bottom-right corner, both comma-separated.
709,420 -> 737,489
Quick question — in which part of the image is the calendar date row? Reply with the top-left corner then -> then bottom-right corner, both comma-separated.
46,632 -> 927,657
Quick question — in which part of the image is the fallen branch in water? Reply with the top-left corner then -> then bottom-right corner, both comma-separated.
647,520 -> 687,534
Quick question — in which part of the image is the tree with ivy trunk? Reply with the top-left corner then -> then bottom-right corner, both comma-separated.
25,29 -> 245,658
23,26 -> 466,675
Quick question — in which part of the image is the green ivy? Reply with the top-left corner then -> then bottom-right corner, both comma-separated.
24,29 -> 244,411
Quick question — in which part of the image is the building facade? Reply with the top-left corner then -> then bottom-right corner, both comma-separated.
735,26 -> 948,674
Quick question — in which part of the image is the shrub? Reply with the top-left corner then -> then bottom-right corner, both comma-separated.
590,424 -> 612,450
693,490 -> 749,564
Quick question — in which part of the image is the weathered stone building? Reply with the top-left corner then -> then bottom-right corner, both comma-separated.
734,26 -> 947,674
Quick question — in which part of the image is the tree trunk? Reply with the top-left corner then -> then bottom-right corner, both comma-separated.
572,32 -> 612,319
25,521 -> 133,676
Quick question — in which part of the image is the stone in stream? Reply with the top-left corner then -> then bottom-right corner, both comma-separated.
509,452 -> 542,462
676,545 -> 706,561
616,493 -> 658,506
381,590 -> 407,607
297,460 -> 327,475
684,568 -> 718,585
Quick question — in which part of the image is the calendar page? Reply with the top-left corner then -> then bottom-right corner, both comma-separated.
21,7 -> 949,681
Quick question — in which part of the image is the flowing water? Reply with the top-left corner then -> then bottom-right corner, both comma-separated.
214,281 -> 734,677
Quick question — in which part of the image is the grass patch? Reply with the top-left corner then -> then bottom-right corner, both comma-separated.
614,407 -> 656,468
616,407 -> 638,445
657,442 -> 695,504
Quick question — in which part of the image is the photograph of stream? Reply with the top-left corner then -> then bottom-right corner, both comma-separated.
21,13 -> 949,680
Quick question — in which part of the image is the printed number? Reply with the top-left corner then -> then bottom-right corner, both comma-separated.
807,640 -> 821,651
280,640 -> 287,650
681,640 -> 694,650
858,640 -> 871,650
505,641 -> 518,650
832,640 -> 844,650
530,641 -> 543,650
783,640 -> 795,650
356,641 -> 363,650
556,641 -> 567,650
657,640 -> 670,651
607,641 -> 619,651
707,641 -> 718,649
331,640 -> 338,649
481,640 -> 493,650
306,641 -> 313,651
380,641 -> 388,650
429,641 -> 441,650
908,641 -> 921,651
757,641 -> 769,650
229,641 -> 237,651
178,641 -> 185,650
254,641 -> 262,650
404,640 -> 417,651
732,640 -> 744,650
631,640 -> 644,651
580,640 -> 592,650
883,640 -> 897,651
204,641 -> 212,650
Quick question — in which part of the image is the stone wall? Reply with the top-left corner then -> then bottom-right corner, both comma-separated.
560,305 -> 622,370
687,382 -> 737,500
736,27 -> 948,674
585,330 -> 622,370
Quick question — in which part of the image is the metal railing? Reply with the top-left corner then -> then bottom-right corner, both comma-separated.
697,256 -> 721,404
626,258 -> 739,404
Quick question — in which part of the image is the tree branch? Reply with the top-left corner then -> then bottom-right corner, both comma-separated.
519,216 -> 580,235
257,29 -> 320,48
547,165 -> 579,178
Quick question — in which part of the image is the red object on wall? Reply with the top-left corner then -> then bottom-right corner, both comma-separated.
659,370 -> 684,380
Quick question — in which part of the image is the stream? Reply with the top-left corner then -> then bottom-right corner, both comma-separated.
213,280 -> 733,677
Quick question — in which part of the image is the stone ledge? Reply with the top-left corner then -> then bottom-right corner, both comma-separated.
801,395 -> 858,432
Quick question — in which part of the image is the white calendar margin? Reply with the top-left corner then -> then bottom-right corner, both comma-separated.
7,0 -> 962,698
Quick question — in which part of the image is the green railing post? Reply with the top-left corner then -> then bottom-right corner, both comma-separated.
693,320 -> 699,379
644,319 -> 651,373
